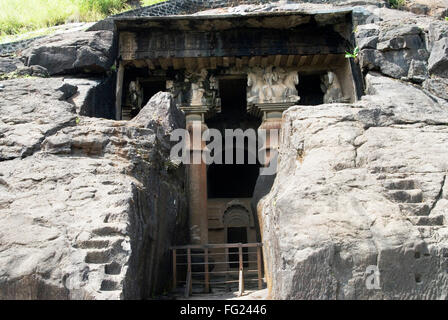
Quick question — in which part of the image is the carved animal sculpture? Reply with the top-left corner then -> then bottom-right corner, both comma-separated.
247,68 -> 266,104
284,71 -> 301,103
322,71 -> 344,103
262,66 -> 276,102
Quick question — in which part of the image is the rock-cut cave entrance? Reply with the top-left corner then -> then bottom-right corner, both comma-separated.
114,10 -> 364,296
206,77 -> 261,247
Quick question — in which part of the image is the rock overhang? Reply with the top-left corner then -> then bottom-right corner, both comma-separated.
113,8 -> 355,31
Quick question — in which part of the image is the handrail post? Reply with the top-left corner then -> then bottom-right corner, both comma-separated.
257,246 -> 263,290
225,247 -> 230,292
204,248 -> 210,293
185,248 -> 192,298
238,244 -> 244,297
172,249 -> 177,291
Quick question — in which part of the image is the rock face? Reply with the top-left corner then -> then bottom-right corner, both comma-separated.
0,80 -> 187,299
257,4 -> 448,300
259,73 -> 448,299
428,38 -> 448,78
21,31 -> 116,76
63,76 -> 116,119
0,57 -> 23,74
358,23 -> 429,82
356,7 -> 447,86
403,0 -> 448,18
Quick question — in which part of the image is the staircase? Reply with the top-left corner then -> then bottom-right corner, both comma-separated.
383,177 -> 444,230
75,223 -> 129,300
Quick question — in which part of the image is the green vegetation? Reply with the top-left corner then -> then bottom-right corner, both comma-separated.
388,0 -> 406,9
445,17 -> 448,22
0,70 -> 34,80
345,46 -> 359,60
142,0 -> 165,5
0,0 -> 166,43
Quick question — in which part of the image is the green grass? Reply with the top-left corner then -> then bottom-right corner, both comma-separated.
0,0 -> 166,43
141,0 -> 165,5
388,0 -> 406,9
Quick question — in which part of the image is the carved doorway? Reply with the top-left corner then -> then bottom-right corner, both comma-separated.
223,203 -> 251,268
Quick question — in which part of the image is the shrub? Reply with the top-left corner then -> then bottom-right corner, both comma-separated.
388,0 -> 406,9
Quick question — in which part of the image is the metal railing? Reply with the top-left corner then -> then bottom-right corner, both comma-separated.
171,243 -> 263,297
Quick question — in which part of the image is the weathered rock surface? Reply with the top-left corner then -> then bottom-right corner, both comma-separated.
0,80 -> 187,299
258,73 -> 448,299
21,31 -> 116,76
63,76 -> 116,119
423,77 -> 448,100
0,57 -> 24,75
403,0 -> 448,18
0,56 -> 50,80
358,23 -> 428,81
0,78 -> 78,161
428,38 -> 448,78
356,7 -> 448,84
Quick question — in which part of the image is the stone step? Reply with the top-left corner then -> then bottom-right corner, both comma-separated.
100,278 -> 122,292
417,226 -> 443,238
85,249 -> 113,264
92,225 -> 126,237
384,179 -> 416,190
105,261 -> 122,275
77,237 -> 124,249
409,215 -> 444,226
399,203 -> 430,216
388,189 -> 423,203
78,239 -> 110,249
77,236 -> 123,250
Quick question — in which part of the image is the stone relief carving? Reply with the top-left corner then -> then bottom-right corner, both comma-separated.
186,68 -> 208,106
247,67 -> 265,104
321,71 -> 346,104
247,66 -> 300,105
168,69 -> 221,113
125,80 -> 144,117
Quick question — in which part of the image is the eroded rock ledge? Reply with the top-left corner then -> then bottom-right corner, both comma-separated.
259,73 -> 448,299
0,79 -> 187,299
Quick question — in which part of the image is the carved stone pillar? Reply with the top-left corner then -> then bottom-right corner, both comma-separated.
175,69 -> 220,245
257,105 -> 290,167
186,119 -> 209,245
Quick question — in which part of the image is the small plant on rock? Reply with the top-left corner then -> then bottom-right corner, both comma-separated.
345,46 -> 359,60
